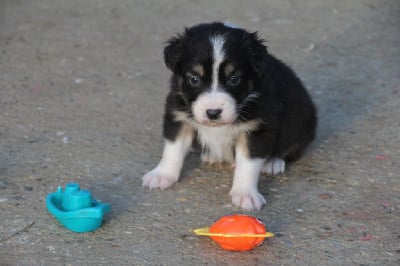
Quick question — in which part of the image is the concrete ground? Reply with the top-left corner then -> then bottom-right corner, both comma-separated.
0,0 -> 399,265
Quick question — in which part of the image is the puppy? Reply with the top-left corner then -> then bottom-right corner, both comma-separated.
142,22 -> 317,210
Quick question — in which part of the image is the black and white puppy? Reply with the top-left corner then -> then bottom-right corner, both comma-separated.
142,22 -> 317,210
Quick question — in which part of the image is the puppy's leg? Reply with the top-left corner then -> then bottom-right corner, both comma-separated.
229,135 -> 266,210
262,158 -> 285,175
142,125 -> 193,190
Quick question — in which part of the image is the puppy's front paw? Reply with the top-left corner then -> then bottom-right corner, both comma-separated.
262,158 -> 285,175
229,189 -> 266,210
142,168 -> 178,190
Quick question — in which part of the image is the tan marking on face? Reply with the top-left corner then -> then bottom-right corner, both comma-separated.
192,64 -> 204,77
172,110 -> 187,122
224,63 -> 235,77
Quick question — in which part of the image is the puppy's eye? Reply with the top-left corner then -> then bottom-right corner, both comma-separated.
186,75 -> 201,87
227,75 -> 241,86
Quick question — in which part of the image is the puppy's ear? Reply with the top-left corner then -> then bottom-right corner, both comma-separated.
164,34 -> 185,72
243,32 -> 269,77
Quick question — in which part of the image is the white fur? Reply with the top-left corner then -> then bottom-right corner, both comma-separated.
144,107 -> 265,210
142,134 -> 192,189
191,36 -> 238,126
173,110 -> 261,165
210,35 -> 225,92
262,158 -> 285,175
192,91 -> 237,125
229,145 -> 266,210
197,125 -> 236,163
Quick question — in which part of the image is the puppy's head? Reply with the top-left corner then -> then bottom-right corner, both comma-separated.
164,22 -> 268,127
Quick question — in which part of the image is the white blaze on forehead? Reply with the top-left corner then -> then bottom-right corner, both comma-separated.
191,35 -> 238,127
210,35 -> 226,92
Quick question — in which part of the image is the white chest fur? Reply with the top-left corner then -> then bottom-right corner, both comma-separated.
172,111 -> 261,164
196,125 -> 236,163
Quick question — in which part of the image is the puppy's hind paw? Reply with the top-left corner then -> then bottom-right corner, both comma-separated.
142,168 -> 178,190
229,189 -> 266,210
262,158 -> 285,175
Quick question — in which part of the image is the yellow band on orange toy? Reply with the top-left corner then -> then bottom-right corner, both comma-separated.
194,227 -> 274,238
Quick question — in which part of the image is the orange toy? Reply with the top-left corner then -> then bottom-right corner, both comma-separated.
194,214 -> 274,251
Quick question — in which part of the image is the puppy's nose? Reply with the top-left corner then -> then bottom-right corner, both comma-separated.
206,109 -> 222,120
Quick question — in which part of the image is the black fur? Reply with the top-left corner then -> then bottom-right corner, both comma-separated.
163,22 -> 317,162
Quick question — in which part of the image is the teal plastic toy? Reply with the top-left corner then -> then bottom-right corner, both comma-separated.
46,183 -> 111,233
